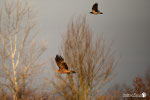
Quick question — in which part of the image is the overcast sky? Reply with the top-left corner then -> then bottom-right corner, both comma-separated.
1,0 -> 150,87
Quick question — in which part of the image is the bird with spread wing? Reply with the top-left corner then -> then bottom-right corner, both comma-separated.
55,55 -> 76,74
90,3 -> 103,15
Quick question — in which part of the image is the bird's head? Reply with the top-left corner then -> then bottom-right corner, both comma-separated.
99,12 -> 103,14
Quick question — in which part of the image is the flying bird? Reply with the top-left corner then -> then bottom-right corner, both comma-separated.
55,55 -> 76,74
90,3 -> 103,15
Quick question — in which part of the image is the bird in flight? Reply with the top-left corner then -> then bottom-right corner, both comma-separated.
55,55 -> 76,74
90,3 -> 103,15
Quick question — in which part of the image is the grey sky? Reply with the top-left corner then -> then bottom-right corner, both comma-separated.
1,0 -> 150,86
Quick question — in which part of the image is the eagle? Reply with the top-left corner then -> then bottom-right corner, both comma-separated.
90,3 -> 103,15
55,55 -> 76,74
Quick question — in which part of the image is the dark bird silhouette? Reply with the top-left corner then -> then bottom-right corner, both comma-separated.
90,3 -> 103,15
55,55 -> 76,74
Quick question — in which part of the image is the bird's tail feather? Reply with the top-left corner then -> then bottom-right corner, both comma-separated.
67,70 -> 76,74
71,71 -> 76,73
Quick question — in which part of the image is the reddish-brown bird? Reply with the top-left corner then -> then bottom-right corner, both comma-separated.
55,55 -> 76,74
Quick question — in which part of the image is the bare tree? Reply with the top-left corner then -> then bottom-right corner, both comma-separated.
0,0 -> 47,100
50,17 -> 117,100
123,69 -> 150,100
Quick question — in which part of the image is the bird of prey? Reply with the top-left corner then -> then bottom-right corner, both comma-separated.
55,55 -> 76,74
90,3 -> 103,15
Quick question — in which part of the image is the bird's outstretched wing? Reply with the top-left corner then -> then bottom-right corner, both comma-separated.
92,3 -> 99,12
55,55 -> 68,70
